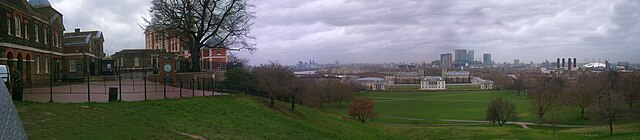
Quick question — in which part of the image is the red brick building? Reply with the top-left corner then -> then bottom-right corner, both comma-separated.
144,28 -> 187,56
0,0 -> 65,82
200,47 -> 226,72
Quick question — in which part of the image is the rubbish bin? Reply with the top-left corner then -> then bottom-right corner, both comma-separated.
109,87 -> 118,102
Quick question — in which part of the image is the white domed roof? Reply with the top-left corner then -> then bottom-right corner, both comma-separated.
28,0 -> 51,8
583,63 -> 607,68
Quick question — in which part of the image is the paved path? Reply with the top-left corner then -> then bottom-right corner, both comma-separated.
377,114 -> 595,128
441,119 -> 595,128
21,80 -> 224,103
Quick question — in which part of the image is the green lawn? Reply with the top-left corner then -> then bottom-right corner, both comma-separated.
14,93 -> 640,139
446,85 -> 481,90
322,91 -> 604,125
16,96 -> 394,139
383,124 -> 640,140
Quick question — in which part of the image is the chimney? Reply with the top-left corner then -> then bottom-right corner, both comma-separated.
75,28 -> 80,33
562,58 -> 566,68
568,58 -> 572,70
573,58 -> 577,68
557,58 -> 560,68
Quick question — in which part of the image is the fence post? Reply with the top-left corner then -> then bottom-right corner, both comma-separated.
163,78 -> 167,99
144,76 -> 147,100
87,75 -> 91,102
210,78 -> 213,96
118,76 -> 122,101
49,72 -> 53,102
201,77 -> 204,96
179,79 -> 183,98
191,78 -> 195,97
103,76 -> 107,95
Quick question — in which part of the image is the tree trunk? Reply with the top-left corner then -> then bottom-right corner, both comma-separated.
291,94 -> 295,111
609,120 -> 613,135
580,107 -> 585,119
190,41 -> 201,72
270,96 -> 275,108
536,114 -> 544,124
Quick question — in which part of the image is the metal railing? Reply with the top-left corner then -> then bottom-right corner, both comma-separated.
5,70 -> 218,103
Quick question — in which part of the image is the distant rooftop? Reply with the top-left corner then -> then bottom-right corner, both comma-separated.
422,76 -> 444,81
28,0 -> 51,8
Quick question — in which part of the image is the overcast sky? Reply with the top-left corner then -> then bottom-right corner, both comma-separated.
51,0 -> 640,65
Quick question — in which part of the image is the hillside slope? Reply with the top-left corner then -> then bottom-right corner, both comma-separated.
16,96 -> 394,139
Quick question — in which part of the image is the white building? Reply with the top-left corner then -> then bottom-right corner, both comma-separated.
420,76 -> 446,90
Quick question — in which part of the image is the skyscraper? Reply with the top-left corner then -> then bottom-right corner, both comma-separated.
440,53 -> 453,68
467,50 -> 475,62
454,49 -> 467,62
483,53 -> 491,66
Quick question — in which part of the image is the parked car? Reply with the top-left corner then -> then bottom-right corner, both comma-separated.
0,65 -> 9,83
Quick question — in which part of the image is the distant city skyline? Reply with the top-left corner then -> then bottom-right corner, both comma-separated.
50,0 -> 640,65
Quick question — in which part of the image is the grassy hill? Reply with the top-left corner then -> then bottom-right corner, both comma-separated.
16,96 -> 395,139
15,92 -> 640,139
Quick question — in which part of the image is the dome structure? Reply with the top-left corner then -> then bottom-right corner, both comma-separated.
28,0 -> 51,8
583,63 -> 607,68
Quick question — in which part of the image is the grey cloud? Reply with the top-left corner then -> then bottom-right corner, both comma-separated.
47,0 -> 639,65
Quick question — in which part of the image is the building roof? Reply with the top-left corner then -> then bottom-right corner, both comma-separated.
472,77 -> 495,84
395,72 -> 420,77
446,71 -> 470,76
28,0 -> 51,8
202,37 -> 223,48
482,80 -> 495,84
63,30 -> 103,46
356,77 -> 385,82
422,76 -> 444,81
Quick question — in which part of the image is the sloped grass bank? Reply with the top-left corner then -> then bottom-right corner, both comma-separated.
16,96 -> 394,139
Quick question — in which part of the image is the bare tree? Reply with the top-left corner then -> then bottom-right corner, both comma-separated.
589,71 -> 631,135
485,97 -> 518,126
564,74 -> 604,119
295,79 -> 325,108
336,82 -> 356,106
592,91 -> 629,135
253,62 -> 295,108
617,73 -> 640,109
147,0 -> 255,71
529,77 -> 563,124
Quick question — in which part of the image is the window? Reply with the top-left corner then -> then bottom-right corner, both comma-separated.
134,57 -> 140,67
14,15 -> 21,37
34,26 -> 39,42
6,15 -> 11,35
216,60 -> 222,69
217,51 -> 221,56
36,56 -> 40,73
53,34 -> 58,47
43,29 -> 47,44
69,60 -> 77,72
45,56 -> 49,73
24,23 -> 28,40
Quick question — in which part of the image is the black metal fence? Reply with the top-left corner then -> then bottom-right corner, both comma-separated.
4,70 -> 218,103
